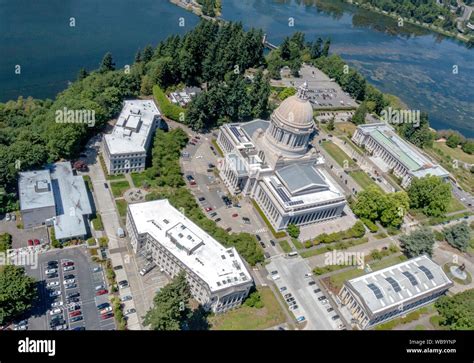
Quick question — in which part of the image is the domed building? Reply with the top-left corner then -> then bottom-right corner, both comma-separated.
217,83 -> 346,232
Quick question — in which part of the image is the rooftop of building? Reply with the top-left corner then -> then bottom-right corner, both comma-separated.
344,255 -> 453,316
127,199 -> 253,292
357,123 -> 449,177
104,100 -> 160,155
264,163 -> 345,208
18,170 -> 55,211
49,162 -> 92,240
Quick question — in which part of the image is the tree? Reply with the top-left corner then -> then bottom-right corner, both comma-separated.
443,222 -> 470,252
461,140 -> 474,155
143,272 -> 192,330
446,133 -> 462,148
322,39 -> 331,57
142,45 -> 154,63
399,227 -> 435,258
77,68 -> 88,81
244,288 -> 264,308
0,265 -> 37,325
99,52 -> 115,73
287,223 -> 300,239
435,289 -> 474,330
407,176 -> 451,217
310,37 -> 323,59
327,116 -> 335,131
351,102 -> 367,125
398,112 -> 434,148
134,49 -> 142,63
0,233 -> 12,253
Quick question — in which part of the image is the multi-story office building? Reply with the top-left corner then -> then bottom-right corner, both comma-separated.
18,162 -> 93,241
217,83 -> 346,231
352,123 -> 449,188
339,255 -> 453,329
126,199 -> 254,313
103,100 -> 161,174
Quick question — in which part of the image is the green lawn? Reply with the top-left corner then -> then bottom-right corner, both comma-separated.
349,170 -> 379,190
211,139 -> 224,157
328,255 -> 407,291
301,237 -> 369,259
432,141 -> 474,165
115,199 -> 128,218
82,175 -> 93,192
291,238 -> 304,250
342,136 -> 364,155
321,141 -> 355,168
91,213 -> 104,231
110,180 -> 130,198
446,195 -> 467,214
209,287 -> 286,330
131,172 -> 156,188
279,240 -> 293,253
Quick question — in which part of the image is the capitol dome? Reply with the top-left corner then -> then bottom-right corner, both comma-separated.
272,86 -> 314,129
263,82 -> 315,158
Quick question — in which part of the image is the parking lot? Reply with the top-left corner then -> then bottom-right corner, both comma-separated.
266,255 -> 344,330
25,246 -> 115,331
0,215 -> 49,249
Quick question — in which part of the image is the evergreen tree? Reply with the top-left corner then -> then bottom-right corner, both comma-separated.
99,52 -> 115,73
142,45 -> 154,63
77,68 -> 88,81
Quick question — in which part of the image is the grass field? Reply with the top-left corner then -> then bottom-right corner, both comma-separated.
327,255 -> 407,291
110,180 -> 130,198
446,195 -> 467,213
321,141 -> 355,168
209,287 -> 286,330
432,141 -> 474,165
115,199 -> 128,218
279,240 -> 293,253
349,170 -> 379,190
131,172 -> 156,188
335,122 -> 357,136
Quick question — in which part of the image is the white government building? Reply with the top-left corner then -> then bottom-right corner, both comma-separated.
352,123 -> 449,188
339,255 -> 453,329
217,83 -> 346,232
126,199 -> 254,313
103,100 -> 161,175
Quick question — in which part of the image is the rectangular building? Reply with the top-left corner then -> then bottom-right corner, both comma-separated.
103,100 -> 161,174
352,123 -> 449,188
339,255 -> 453,329
126,199 -> 254,313
18,162 -> 93,241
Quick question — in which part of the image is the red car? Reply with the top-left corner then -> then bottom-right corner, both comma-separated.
190,181 -> 196,186
232,213 -> 238,218
96,289 -> 108,296
34,239 -> 40,245
69,310 -> 82,317
62,261 -> 74,267
205,207 -> 213,212
27,240 -> 34,246
101,312 -> 114,320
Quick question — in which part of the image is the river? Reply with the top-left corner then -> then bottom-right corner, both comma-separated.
1,0 -> 473,137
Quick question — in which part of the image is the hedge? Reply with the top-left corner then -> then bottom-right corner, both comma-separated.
362,218 -> 378,233
153,85 -> 186,122
312,221 -> 365,245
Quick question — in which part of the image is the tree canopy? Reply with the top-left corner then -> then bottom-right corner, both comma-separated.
399,227 -> 435,258
435,289 -> 474,330
442,221 -> 471,252
407,175 -> 451,217
0,265 -> 37,325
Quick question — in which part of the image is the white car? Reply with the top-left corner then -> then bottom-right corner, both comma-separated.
14,324 -> 27,330
93,267 -> 102,273
124,308 -> 136,316
51,301 -> 63,308
289,305 -> 299,311
45,268 -> 57,275
304,273 -> 313,277
271,274 -> 280,281
5,213 -> 11,221
95,284 -> 105,291
49,290 -> 61,297
63,279 -> 75,285
47,281 -> 59,288
120,295 -> 132,302
52,324 -> 67,331
63,266 -> 74,272
49,308 -> 62,316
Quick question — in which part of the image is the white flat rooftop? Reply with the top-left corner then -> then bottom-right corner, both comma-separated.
128,200 -> 253,292
18,170 -> 55,211
104,100 -> 160,155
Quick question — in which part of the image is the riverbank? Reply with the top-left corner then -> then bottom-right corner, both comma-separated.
169,0 -> 221,19
345,0 -> 474,46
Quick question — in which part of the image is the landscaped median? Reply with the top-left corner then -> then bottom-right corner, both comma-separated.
251,199 -> 287,239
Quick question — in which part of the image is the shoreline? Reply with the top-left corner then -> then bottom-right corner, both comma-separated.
169,0 -> 222,20
344,0 -> 473,45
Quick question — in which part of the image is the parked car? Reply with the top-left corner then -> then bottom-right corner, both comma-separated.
63,279 -> 75,285
232,213 -> 238,217
308,281 -> 316,286
284,293 -> 292,299
33,239 -> 40,245
68,305 -> 81,312
113,265 -> 123,271
27,239 -> 34,246
93,267 -> 102,273
260,241 -> 266,248
286,297 -> 295,303
67,297 -> 80,304
264,252 -> 271,259
332,315 -> 340,321
296,316 -> 306,323
99,307 -> 113,315
242,217 -> 250,224
104,183 -> 108,189
97,303 -> 110,310
289,305 -> 299,311
67,292 -> 80,299
256,235 -> 262,242
198,197 -> 206,202
209,212 -> 217,218
45,268 -> 57,275
70,316 -> 83,323
304,273 -> 313,277
214,218 -> 221,222
279,286 -> 287,292
71,326 -> 85,331
96,289 -> 108,296
63,274 -> 75,280
62,261 -> 74,267
65,283 -> 77,290
46,273 -> 58,279
270,240 -> 276,246
63,266 -> 74,272
47,260 -> 58,267
49,308 -> 62,316
5,213 -> 11,221
205,207 -> 213,212
125,308 -> 136,316
49,290 -> 61,297
327,307 -> 334,313
120,295 -> 132,302
318,296 -> 327,301
118,280 -> 129,289
313,289 -> 321,293
101,312 -> 114,320
52,324 -> 67,331
47,281 -> 59,288
69,310 -> 82,318
51,301 -> 63,308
